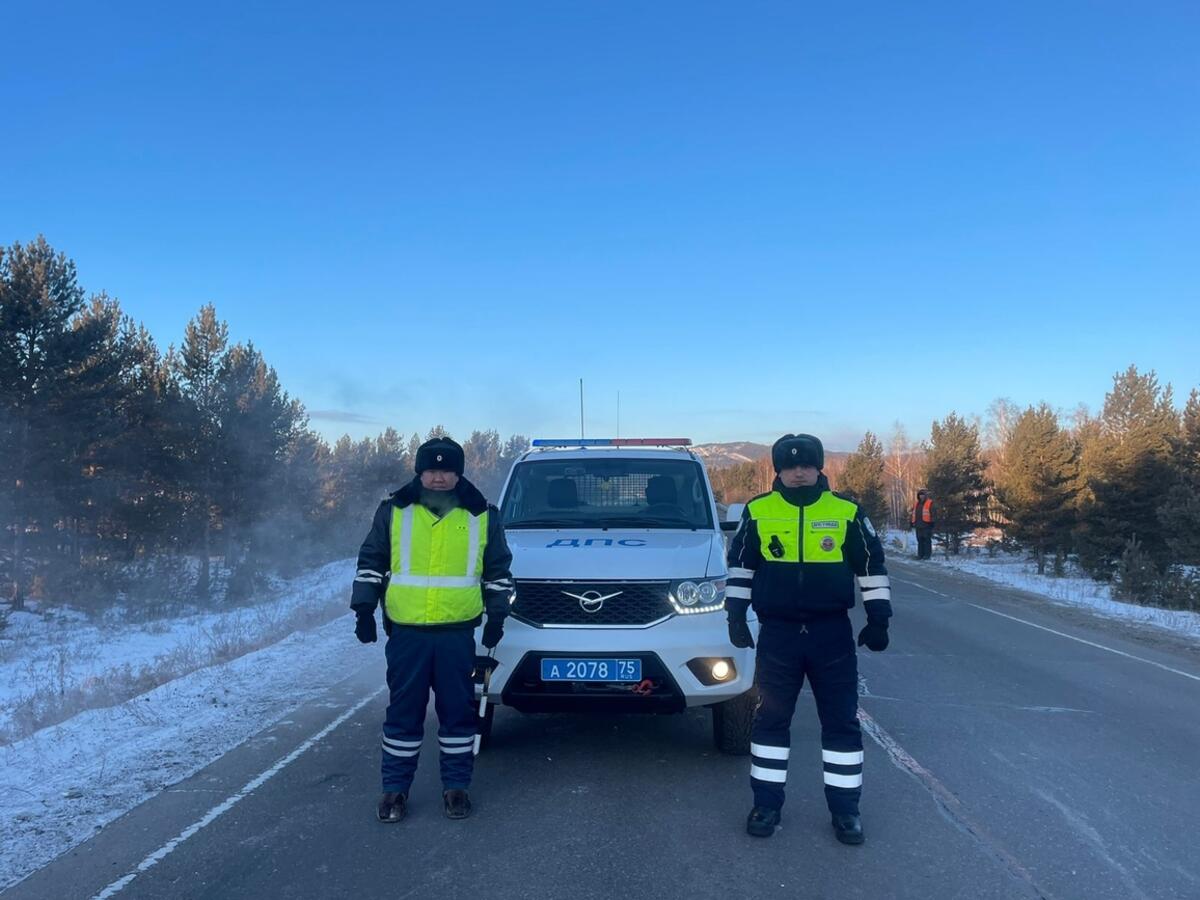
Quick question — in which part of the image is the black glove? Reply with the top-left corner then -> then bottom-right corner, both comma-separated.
481,617 -> 504,649
728,618 -> 755,649
857,617 -> 889,652
354,608 -> 378,644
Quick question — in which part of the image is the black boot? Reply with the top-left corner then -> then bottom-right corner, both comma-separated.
832,813 -> 864,845
377,792 -> 407,823
443,789 -> 472,820
746,806 -> 781,837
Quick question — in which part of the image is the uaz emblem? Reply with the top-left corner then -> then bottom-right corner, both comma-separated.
561,589 -> 622,614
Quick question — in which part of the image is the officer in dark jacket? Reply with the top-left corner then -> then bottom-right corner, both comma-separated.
351,437 -> 513,822
726,433 -> 892,844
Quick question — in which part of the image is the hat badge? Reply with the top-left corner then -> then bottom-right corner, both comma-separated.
436,453 -> 443,462
791,448 -> 797,455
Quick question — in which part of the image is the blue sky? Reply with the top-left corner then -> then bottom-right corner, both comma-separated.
3,1 -> 1197,450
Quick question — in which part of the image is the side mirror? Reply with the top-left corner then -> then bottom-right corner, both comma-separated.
720,520 -> 740,532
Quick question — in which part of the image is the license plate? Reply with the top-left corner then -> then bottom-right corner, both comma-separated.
540,658 -> 642,682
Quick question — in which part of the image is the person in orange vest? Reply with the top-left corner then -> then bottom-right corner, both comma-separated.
910,489 -> 935,559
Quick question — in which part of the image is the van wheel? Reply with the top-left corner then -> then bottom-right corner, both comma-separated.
476,702 -> 495,752
712,687 -> 757,755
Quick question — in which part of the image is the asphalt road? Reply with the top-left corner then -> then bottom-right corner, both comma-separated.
7,558 -> 1200,900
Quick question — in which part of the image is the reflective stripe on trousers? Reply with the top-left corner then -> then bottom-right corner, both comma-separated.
749,616 -> 863,814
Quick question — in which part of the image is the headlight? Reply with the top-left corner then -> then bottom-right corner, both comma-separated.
677,581 -> 700,606
669,578 -> 725,615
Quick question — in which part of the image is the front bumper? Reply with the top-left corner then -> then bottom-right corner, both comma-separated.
476,613 -> 758,713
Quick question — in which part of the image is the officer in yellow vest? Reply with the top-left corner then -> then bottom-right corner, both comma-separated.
726,434 -> 891,844
351,437 -> 513,823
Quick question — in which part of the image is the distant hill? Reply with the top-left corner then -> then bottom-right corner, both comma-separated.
691,442 -> 771,468
693,441 -> 851,470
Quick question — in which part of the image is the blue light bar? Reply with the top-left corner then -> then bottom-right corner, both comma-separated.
533,439 -> 612,447
532,438 -> 692,447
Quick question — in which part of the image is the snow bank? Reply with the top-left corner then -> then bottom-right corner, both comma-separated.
0,560 -> 372,891
888,533 -> 1200,639
0,560 -> 354,743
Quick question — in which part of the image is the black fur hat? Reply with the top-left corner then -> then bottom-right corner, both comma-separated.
771,433 -> 824,472
415,437 -> 465,476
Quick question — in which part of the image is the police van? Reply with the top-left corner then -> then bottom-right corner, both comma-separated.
476,438 -> 757,754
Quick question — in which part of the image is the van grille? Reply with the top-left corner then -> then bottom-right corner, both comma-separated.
511,580 -> 673,627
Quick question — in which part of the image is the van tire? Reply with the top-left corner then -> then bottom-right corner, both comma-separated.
712,687 -> 757,755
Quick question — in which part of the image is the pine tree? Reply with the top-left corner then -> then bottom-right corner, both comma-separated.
50,295 -> 132,582
921,413 -> 988,554
1076,366 -> 1180,576
215,341 -> 302,595
465,429 -> 503,497
1157,484 -> 1200,566
0,238 -> 95,608
993,404 -> 1079,574
173,304 -> 229,600
1156,388 -> 1200,566
839,432 -> 888,533
369,428 -> 407,492
276,427 -> 331,565
108,322 -> 191,563
1178,389 -> 1200,485
324,433 -> 381,536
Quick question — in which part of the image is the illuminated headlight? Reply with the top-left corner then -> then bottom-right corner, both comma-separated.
669,578 -> 725,615
711,660 -> 732,681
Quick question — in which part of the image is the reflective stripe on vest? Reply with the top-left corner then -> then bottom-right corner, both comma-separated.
747,491 -> 858,564
385,505 -> 487,625
911,499 -> 932,525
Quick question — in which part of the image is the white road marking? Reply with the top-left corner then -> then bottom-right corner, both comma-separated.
964,603 -> 1200,684
91,687 -> 385,900
892,576 -> 948,597
857,708 -> 1050,898
894,573 -> 1200,684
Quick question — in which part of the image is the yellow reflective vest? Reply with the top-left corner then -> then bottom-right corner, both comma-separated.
384,504 -> 489,626
747,491 -> 859,565
726,486 -> 890,622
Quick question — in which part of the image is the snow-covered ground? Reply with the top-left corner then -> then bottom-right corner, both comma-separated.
0,559 -> 368,891
888,531 -> 1200,640
0,560 -> 354,744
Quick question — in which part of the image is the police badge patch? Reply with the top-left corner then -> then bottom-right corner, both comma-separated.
820,536 -> 836,552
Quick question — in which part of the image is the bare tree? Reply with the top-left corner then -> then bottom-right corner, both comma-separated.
885,422 -> 921,528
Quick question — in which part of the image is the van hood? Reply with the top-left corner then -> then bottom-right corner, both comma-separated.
504,529 -> 723,581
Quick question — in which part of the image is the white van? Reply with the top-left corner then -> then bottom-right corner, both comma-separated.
476,438 -> 757,754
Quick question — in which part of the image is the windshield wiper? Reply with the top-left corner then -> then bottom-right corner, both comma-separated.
505,517 -> 581,529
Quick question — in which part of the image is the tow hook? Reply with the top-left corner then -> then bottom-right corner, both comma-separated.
631,679 -> 655,696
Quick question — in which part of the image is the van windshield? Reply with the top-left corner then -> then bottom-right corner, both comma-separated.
501,457 -> 714,530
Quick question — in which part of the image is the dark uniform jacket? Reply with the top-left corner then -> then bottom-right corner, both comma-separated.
726,477 -> 892,625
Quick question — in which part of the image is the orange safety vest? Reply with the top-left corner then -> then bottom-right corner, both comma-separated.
910,498 -> 933,525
